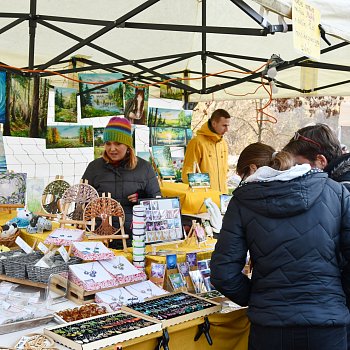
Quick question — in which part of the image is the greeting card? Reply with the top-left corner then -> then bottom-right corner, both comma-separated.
186,252 -> 197,269
177,262 -> 190,277
189,270 -> 207,294
168,273 -> 186,291
197,259 -> 209,271
166,254 -> 177,270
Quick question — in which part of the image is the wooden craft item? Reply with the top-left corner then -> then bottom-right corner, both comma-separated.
41,176 -> 70,215
83,193 -> 128,252
60,180 -> 99,228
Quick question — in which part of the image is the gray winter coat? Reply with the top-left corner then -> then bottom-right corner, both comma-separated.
82,157 -> 161,237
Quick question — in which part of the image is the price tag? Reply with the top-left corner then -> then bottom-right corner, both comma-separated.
15,237 -> 33,254
58,245 -> 70,263
37,242 -> 49,254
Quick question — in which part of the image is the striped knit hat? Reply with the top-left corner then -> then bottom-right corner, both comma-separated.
103,117 -> 133,147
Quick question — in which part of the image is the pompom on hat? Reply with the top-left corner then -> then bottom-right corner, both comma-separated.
103,117 -> 133,148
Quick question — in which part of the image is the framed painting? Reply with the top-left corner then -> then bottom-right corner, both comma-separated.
0,172 -> 27,205
187,173 -> 210,189
79,73 -> 124,118
46,125 -> 93,148
148,107 -> 192,128
150,127 -> 192,147
124,84 -> 149,125
54,86 -> 78,123
0,71 -> 6,124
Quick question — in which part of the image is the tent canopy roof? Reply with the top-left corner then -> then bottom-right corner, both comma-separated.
1,0 -> 350,101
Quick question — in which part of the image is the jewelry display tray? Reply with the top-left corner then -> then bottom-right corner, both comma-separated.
0,315 -> 54,335
44,310 -> 162,350
123,291 -> 222,328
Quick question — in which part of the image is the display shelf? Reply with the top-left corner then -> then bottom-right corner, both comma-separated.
0,273 -> 47,288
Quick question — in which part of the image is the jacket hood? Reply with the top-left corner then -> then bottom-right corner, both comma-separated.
325,153 -> 350,183
197,121 -> 222,142
234,171 -> 328,218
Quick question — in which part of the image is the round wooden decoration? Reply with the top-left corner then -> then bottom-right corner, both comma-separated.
41,179 -> 70,214
61,183 -> 99,222
83,197 -> 125,235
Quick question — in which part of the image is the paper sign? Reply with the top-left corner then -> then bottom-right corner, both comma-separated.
15,236 -> 33,254
58,245 -> 70,263
37,242 -> 49,254
293,0 -> 321,60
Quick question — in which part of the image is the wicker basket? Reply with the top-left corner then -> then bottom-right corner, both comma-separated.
27,256 -> 82,284
3,251 -> 43,279
0,229 -> 20,248
0,250 -> 24,274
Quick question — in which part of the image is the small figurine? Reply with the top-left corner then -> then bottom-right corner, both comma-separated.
6,208 -> 33,228
0,222 -> 18,238
26,215 -> 52,234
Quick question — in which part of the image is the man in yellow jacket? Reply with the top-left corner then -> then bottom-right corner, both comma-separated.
182,109 -> 230,193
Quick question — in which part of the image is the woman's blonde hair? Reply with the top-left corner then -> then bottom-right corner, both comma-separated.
103,146 -> 138,170
237,142 -> 295,178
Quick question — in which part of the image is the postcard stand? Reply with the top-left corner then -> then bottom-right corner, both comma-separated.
186,220 -> 207,247
83,193 -> 129,252
59,180 -> 99,229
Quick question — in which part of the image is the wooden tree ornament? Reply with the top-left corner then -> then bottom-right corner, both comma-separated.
41,176 -> 70,217
59,180 -> 99,228
83,193 -> 129,252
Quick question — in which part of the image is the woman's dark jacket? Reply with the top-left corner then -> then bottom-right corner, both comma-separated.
82,157 -> 161,236
211,171 -> 350,327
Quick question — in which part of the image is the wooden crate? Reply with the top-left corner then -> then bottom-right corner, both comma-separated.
50,274 -> 144,305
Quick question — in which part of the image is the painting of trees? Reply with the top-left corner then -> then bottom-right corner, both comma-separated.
46,125 -> 93,148
54,86 -> 77,123
4,73 -> 49,138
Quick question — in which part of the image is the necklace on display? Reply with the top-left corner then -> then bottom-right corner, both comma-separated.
112,257 -> 125,270
80,262 -> 97,278
128,281 -> 153,296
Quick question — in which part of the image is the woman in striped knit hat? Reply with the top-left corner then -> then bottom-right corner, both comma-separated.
82,116 -> 160,247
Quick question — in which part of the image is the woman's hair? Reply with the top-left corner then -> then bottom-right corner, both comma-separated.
237,142 -> 295,178
283,124 -> 342,163
102,146 -> 138,170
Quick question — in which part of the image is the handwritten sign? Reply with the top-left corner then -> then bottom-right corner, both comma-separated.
293,0 -> 320,60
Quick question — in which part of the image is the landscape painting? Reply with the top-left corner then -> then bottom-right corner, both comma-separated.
160,82 -> 183,100
4,74 -> 49,138
150,127 -> 192,146
188,173 -> 210,189
148,108 -> 192,128
54,86 -> 78,123
0,71 -> 6,124
46,125 -> 93,149
0,129 -> 6,172
79,73 -> 124,118
0,172 -> 27,205
152,146 -> 175,178
26,177 -> 45,212
124,84 -> 149,125
93,127 -> 104,159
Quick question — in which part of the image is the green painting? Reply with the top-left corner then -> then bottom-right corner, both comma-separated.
93,127 -> 104,159
79,73 -> 124,118
148,108 -> 192,128
54,86 -> 77,123
150,127 -> 192,146
4,74 -> 49,138
46,125 -> 93,149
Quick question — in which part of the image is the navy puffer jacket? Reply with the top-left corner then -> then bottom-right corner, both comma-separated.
211,171 -> 350,327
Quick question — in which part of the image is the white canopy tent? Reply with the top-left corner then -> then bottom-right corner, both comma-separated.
0,0 -> 350,102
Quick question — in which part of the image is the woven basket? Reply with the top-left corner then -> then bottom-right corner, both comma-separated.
0,250 -> 24,274
3,251 -> 43,279
0,229 -> 20,248
27,256 -> 82,284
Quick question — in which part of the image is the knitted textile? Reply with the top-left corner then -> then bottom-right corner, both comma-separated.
103,117 -> 133,147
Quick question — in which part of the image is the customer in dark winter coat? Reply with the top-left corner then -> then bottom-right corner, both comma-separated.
211,142 -> 350,350
82,117 -> 160,245
284,123 -> 350,190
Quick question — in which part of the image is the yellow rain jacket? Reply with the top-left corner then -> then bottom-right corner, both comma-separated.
182,121 -> 228,193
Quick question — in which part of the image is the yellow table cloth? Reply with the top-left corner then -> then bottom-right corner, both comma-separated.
160,182 -> 221,214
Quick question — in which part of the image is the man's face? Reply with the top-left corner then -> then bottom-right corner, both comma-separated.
212,117 -> 230,136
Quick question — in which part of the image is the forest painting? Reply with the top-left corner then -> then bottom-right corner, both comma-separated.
54,87 -> 77,123
150,127 -> 192,146
152,146 -> 175,178
148,107 -> 192,128
93,127 -> 104,159
79,73 -> 124,118
124,84 -> 149,125
160,82 -> 183,100
0,72 -> 6,124
46,125 -> 93,149
4,74 -> 49,138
